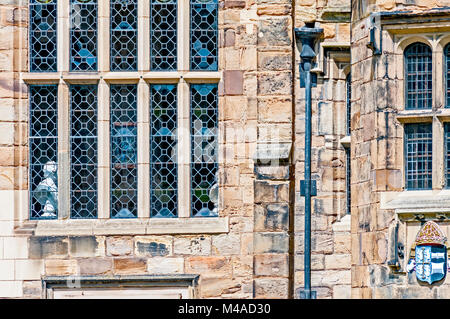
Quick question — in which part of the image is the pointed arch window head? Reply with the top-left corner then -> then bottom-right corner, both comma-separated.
404,42 -> 432,110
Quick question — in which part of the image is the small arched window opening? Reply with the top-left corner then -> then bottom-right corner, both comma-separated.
404,42 -> 432,110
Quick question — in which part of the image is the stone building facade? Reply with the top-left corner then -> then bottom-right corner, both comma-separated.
0,0 -> 449,299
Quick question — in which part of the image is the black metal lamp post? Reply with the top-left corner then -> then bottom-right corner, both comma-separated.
295,26 -> 323,300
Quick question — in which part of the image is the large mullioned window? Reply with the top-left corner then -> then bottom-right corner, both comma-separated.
29,0 -> 220,220
29,0 -> 57,72
404,42 -> 432,110
404,123 -> 432,190
445,44 -> 450,108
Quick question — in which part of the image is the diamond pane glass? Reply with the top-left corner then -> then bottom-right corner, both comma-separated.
30,0 -> 57,72
110,84 -> 138,218
191,84 -> 218,217
405,123 -> 432,190
70,85 -> 97,218
151,0 -> 177,71
29,85 -> 58,220
150,85 -> 178,218
111,0 -> 138,71
190,0 -> 218,71
70,0 -> 98,71
405,43 -> 432,110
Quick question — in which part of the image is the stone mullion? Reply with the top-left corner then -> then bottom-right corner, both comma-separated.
58,81 -> 70,219
98,0 -> 110,72
58,0 -> 69,72
433,117 -> 444,189
137,79 -> 150,218
97,80 -> 110,219
179,0 -> 190,71
178,80 -> 191,218
138,0 -> 150,72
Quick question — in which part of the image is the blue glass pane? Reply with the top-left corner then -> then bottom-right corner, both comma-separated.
111,0 -> 138,71
70,85 -> 98,218
191,84 -> 218,217
150,84 -> 178,218
30,0 -> 57,72
110,84 -> 138,218
70,0 -> 98,71
151,0 -> 177,71
190,0 -> 218,71
29,85 -> 58,220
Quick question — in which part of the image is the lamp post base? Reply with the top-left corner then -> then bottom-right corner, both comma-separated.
299,290 -> 317,299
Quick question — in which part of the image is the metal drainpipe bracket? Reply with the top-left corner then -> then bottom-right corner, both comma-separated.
300,180 -> 317,197
299,290 -> 317,299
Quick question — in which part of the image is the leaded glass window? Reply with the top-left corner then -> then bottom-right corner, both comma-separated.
191,84 -> 218,217
150,85 -> 178,218
70,85 -> 98,218
150,0 -> 177,71
29,85 -> 58,220
345,148 -> 351,215
70,0 -> 98,71
445,123 -> 450,187
346,73 -> 351,136
30,0 -> 57,72
190,0 -> 218,71
445,44 -> 450,107
110,0 -> 138,71
404,43 -> 432,110
111,85 -> 138,218
405,123 -> 432,190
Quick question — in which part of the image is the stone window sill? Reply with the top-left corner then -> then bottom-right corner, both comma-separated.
380,190 -> 450,221
17,217 -> 229,236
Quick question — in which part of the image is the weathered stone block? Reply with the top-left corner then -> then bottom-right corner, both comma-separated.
15,260 -> 44,280
45,259 -> 78,276
69,236 -> 98,258
224,70 -> 244,95
254,278 -> 288,299
134,236 -> 172,257
254,204 -> 289,231
106,236 -> 133,256
254,181 -> 289,203
29,236 -> 68,259
254,164 -> 289,180
185,256 -> 232,278
147,257 -> 184,274
173,236 -> 211,256
78,258 -> 112,275
257,17 -> 291,47
254,254 -> 288,277
212,234 -> 241,255
113,258 -> 147,274
257,72 -> 292,96
254,232 -> 289,254
22,281 -> 41,299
